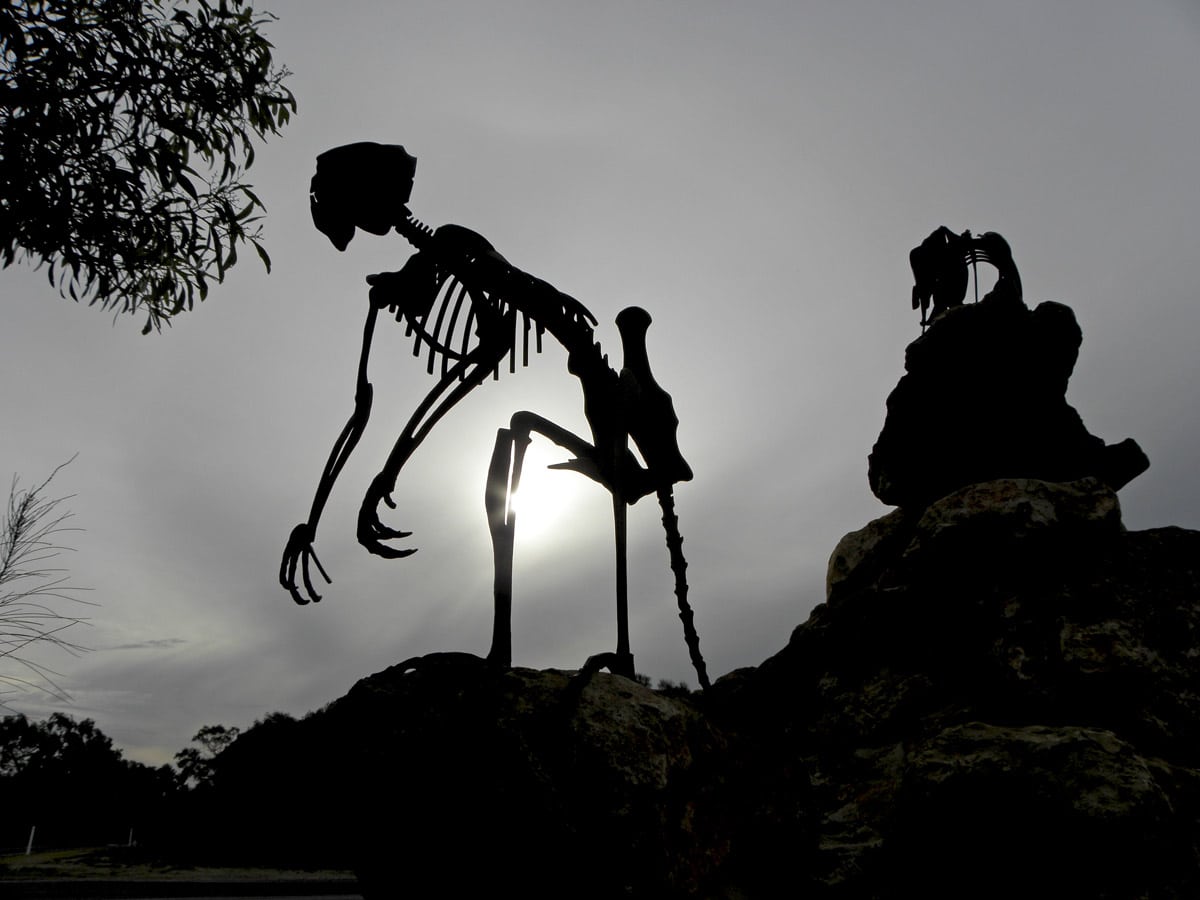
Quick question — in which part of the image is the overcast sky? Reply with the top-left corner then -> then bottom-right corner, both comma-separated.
3,0 -> 1198,765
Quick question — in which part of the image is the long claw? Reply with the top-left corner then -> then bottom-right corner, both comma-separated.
358,520 -> 418,558
279,550 -> 296,599
308,546 -> 331,584
283,555 -> 309,606
357,490 -> 418,558
370,522 -> 413,540
372,544 -> 418,560
281,523 -> 331,605
300,543 -> 332,603
301,555 -> 322,604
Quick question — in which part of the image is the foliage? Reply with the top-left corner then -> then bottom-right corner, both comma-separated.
0,460 -> 90,702
0,707 -> 350,866
174,721 -> 239,788
635,673 -> 692,696
202,709 -> 355,867
654,678 -> 692,698
0,712 -> 175,848
0,711 -> 118,777
0,0 -> 295,332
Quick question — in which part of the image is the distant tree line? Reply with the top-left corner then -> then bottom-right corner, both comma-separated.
0,709 -> 352,869
2,673 -> 696,868
0,713 -> 174,852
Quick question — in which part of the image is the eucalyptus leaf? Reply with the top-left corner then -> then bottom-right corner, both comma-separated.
0,0 -> 296,331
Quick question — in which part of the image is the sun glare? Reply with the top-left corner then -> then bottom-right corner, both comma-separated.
508,441 -> 593,549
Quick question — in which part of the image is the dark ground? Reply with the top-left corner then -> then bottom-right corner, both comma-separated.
0,848 -> 361,899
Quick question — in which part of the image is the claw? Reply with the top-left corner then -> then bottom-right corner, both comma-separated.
358,520 -> 418,558
280,549 -> 309,606
370,521 -> 413,540
357,490 -> 418,558
299,563 -> 321,604
301,544 -> 331,602
280,522 -> 332,605
371,543 -> 418,560
308,545 -> 331,583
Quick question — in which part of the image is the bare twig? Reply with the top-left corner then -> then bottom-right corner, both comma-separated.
0,457 -> 93,703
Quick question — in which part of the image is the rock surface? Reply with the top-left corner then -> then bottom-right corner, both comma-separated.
305,295 -> 1190,898
320,654 -> 735,899
867,293 -> 1148,508
720,481 -> 1200,898
314,478 -> 1200,898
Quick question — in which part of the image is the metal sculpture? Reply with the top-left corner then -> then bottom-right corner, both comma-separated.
280,142 -> 709,689
910,226 -> 1022,330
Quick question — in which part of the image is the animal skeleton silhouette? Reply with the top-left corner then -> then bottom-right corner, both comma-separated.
280,143 -> 709,688
910,226 -> 1022,330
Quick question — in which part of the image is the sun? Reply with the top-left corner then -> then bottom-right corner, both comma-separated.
507,441 -> 593,548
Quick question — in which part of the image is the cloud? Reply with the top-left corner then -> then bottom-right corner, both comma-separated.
106,638 -> 188,651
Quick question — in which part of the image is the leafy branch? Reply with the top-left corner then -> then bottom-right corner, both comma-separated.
0,0 -> 296,332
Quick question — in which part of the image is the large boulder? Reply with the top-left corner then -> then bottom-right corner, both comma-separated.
827,477 -> 1124,603
867,293 -> 1148,509
886,722 -> 1191,899
720,478 -> 1200,897
268,273 -> 1190,897
280,476 -> 1200,899
320,654 -> 735,899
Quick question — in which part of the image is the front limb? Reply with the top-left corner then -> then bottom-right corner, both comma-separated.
356,337 -> 511,558
280,302 -> 379,604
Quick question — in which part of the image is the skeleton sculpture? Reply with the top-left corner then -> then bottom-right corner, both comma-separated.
910,226 -> 1022,330
280,142 -> 709,689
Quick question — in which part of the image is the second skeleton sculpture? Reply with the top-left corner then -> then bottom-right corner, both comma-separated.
280,142 -> 709,689
910,226 -> 1022,330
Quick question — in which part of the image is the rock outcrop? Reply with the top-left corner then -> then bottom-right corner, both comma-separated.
867,292 -> 1148,508
320,654 -> 736,899
312,483 -> 1200,898
722,480 -> 1200,897
286,282 -> 1195,899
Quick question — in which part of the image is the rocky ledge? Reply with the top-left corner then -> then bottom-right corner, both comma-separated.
867,293 -> 1148,508
280,281 -> 1193,897
722,477 -> 1200,898
312,477 -> 1199,898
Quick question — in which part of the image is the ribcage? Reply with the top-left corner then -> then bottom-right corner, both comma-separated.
402,269 -> 544,380
381,217 -> 598,382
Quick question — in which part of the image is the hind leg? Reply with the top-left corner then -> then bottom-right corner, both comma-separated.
486,411 -> 640,676
485,426 -> 531,668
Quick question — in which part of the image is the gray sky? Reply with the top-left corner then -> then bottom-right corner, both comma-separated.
3,0 -> 1198,765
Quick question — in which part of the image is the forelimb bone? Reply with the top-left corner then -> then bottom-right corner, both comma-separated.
280,301 -> 380,604
359,336 -> 511,558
